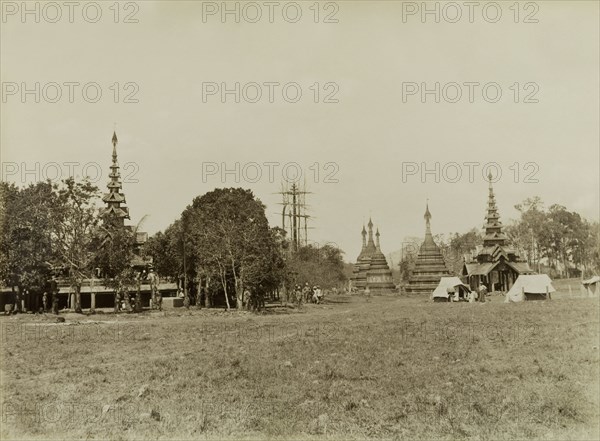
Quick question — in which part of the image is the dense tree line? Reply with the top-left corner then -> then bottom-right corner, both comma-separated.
144,188 -> 348,310
505,197 -> 599,278
0,178 -> 138,312
285,243 -> 347,290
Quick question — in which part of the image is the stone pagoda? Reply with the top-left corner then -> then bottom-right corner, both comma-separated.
462,173 -> 533,291
351,219 -> 395,292
404,203 -> 451,295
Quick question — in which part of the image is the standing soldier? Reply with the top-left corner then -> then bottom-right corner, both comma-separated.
148,267 -> 161,311
312,286 -> 319,304
479,284 -> 488,303
114,285 -> 122,313
244,288 -> 252,310
446,286 -> 456,302
42,292 -> 48,312
52,294 -> 59,315
302,283 -> 311,303
133,270 -> 142,312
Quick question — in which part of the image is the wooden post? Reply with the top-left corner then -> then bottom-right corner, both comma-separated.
547,285 -> 551,300
91,292 -> 96,311
521,286 -> 525,302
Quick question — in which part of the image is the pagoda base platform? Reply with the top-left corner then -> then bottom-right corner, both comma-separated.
404,283 -> 439,295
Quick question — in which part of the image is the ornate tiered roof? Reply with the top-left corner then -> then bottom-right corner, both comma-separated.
482,172 -> 508,247
100,131 -> 130,225
405,203 -> 451,295
462,174 -> 533,280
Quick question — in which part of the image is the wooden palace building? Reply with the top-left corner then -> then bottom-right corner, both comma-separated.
462,173 -> 534,292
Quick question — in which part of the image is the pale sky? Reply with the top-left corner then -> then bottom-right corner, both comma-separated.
1,1 -> 598,262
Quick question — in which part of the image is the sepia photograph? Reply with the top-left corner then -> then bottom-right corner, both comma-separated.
0,1 -> 599,440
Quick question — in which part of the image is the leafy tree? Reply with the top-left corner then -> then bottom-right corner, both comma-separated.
49,178 -> 101,313
0,181 -> 55,310
144,220 -> 184,282
183,188 -> 284,310
447,229 -> 481,274
94,216 -> 137,311
507,196 -> 547,270
287,243 -> 347,290
508,197 -> 598,277
545,204 -> 587,277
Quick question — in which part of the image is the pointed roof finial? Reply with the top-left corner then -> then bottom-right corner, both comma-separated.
112,130 -> 118,147
361,225 -> 367,236
424,201 -> 433,242
366,217 -> 375,249
424,201 -> 432,222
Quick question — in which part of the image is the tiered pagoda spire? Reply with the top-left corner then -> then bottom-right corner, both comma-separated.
462,175 -> 533,292
365,218 -> 377,254
100,131 -> 130,226
405,203 -> 451,295
361,225 -> 367,249
483,172 -> 508,247
351,219 -> 395,292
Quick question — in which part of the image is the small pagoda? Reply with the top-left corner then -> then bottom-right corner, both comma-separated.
462,173 -> 533,291
351,219 -> 395,292
404,203 -> 451,295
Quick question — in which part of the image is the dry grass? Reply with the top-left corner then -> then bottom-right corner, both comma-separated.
1,284 -> 598,440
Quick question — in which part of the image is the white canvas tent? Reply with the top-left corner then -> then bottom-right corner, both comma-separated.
432,277 -> 471,302
505,274 -> 555,302
582,276 -> 600,297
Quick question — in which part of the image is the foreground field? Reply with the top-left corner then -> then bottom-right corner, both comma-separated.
1,291 -> 599,440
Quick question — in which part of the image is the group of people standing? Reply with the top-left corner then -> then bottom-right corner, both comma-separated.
446,284 -> 488,303
292,282 -> 324,305
5,277 -> 61,315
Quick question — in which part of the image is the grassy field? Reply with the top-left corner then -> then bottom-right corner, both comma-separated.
1,281 -> 598,440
